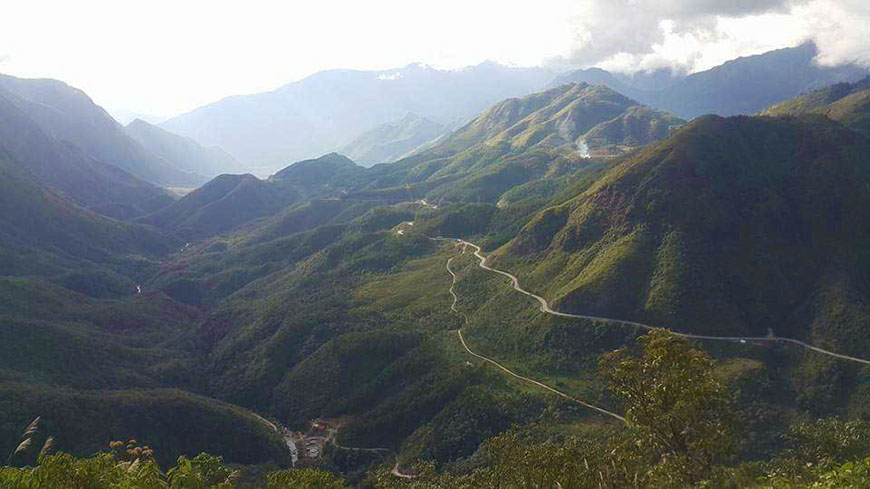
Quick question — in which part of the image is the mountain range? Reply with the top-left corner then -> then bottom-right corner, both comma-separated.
0,83 -> 174,219
0,74 -> 206,187
3,56 -> 870,485
146,82 -> 681,242
125,118 -> 249,179
553,43 -> 869,120
160,62 -> 554,173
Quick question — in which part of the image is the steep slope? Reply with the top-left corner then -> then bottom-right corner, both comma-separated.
0,147 -> 177,275
432,83 -> 682,155
125,119 -> 248,178
764,77 -> 870,136
0,74 -> 205,187
581,105 -> 685,155
0,152 -> 285,467
498,115 -> 870,355
0,90 -> 173,219
160,62 -> 553,172
349,83 -> 680,206
142,173 -> 283,240
339,114 -> 446,167
554,44 -> 868,120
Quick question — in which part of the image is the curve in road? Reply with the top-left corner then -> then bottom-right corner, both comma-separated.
333,441 -> 413,478
449,238 -> 870,366
446,251 -> 626,423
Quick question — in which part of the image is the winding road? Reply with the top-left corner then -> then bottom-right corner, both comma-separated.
332,442 -> 414,479
446,252 -> 626,422
447,238 -> 870,366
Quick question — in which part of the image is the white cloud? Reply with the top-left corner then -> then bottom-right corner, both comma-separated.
792,0 -> 870,67
552,0 -> 869,74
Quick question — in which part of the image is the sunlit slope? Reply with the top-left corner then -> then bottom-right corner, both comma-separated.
497,115 -> 870,355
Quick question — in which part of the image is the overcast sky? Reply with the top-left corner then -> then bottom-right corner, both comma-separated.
1,0 -> 867,118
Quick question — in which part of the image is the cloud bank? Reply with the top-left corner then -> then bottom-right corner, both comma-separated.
552,0 -> 870,74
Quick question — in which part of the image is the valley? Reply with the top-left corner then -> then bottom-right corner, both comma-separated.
2,35 -> 870,487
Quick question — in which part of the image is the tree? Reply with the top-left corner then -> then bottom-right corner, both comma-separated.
600,329 -> 737,484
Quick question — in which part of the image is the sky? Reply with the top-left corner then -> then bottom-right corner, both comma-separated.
0,0 -> 867,119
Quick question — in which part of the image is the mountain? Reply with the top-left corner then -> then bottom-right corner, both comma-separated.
580,105 -> 685,153
763,76 -> 870,136
0,145 -> 176,275
0,74 -> 206,187
143,153 -> 364,239
339,113 -> 446,167
148,84 -> 681,242
547,67 -> 664,104
125,119 -> 248,178
8,69 -> 870,482
553,43 -> 869,120
160,62 -> 553,173
433,82 -> 683,157
149,84 -> 682,241
141,173 -> 283,240
496,115 -> 870,353
0,88 -> 173,219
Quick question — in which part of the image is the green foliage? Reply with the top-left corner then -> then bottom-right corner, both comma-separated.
499,114 -> 870,350
0,386 -> 285,468
784,418 -> 870,465
166,453 -> 239,488
265,468 -> 348,488
0,448 -> 244,489
601,330 -> 737,483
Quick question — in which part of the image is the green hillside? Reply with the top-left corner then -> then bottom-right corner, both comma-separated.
0,150 -> 176,275
764,76 -> 870,136
497,115 -> 870,348
145,153 -> 367,240
340,114 -> 446,167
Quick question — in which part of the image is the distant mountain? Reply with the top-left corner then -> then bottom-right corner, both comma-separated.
160,62 -> 553,172
107,107 -> 166,125
764,76 -> 870,136
0,74 -> 206,187
339,114 -> 446,167
548,67 -> 664,103
498,114 -> 870,352
125,119 -> 248,178
0,87 -> 173,219
554,43 -> 869,119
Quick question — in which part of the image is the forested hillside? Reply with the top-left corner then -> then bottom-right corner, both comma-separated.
4,75 -> 870,488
